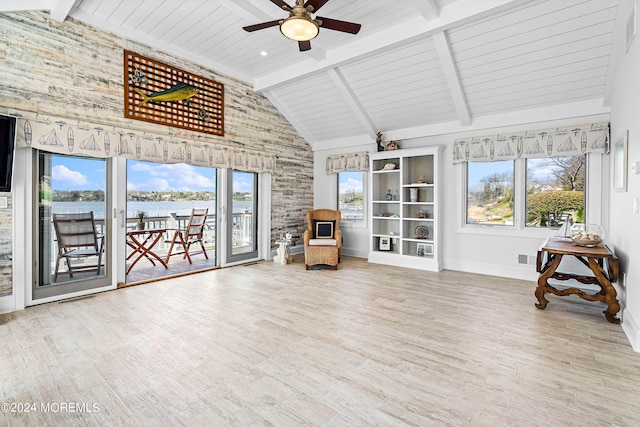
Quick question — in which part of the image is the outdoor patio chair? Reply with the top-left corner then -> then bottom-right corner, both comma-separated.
165,208 -> 209,264
52,212 -> 104,281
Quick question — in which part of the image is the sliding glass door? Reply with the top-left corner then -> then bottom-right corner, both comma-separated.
225,169 -> 258,263
33,152 -> 112,301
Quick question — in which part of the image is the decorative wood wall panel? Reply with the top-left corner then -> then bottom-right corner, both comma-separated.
124,50 -> 224,136
0,12 -> 314,279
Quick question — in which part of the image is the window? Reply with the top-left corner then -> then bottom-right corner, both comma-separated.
466,160 -> 514,225
338,171 -> 365,221
465,155 -> 588,230
526,156 -> 585,228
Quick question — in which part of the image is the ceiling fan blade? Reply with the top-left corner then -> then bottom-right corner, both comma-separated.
298,40 -> 311,51
316,17 -> 361,34
242,20 -> 281,32
270,0 -> 292,11
304,0 -> 329,12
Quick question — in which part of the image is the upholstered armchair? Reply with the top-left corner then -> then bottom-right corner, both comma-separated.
304,209 -> 341,270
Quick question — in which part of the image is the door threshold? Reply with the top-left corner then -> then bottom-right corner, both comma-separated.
118,265 -> 221,289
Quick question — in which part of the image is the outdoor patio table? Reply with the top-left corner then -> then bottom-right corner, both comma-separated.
126,228 -> 168,275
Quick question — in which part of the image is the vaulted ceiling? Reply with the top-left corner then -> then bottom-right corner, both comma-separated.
1,0 -> 619,150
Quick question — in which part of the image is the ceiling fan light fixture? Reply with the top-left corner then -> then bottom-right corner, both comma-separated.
280,16 -> 319,41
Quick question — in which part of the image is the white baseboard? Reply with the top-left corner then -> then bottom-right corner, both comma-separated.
0,294 -> 15,314
621,301 -> 640,352
342,248 -> 368,259
444,258 -> 539,282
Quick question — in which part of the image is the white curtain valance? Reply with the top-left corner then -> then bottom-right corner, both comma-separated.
10,111 -> 276,173
325,151 -> 369,174
452,122 -> 609,164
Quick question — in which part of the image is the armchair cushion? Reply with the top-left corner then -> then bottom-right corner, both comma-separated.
313,220 -> 335,239
308,238 -> 337,246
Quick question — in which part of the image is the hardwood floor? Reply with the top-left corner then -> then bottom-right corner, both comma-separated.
1,255 -> 639,426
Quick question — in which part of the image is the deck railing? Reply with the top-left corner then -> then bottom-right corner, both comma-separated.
56,212 -> 252,261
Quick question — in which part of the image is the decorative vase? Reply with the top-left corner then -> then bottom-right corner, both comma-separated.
410,188 -> 418,202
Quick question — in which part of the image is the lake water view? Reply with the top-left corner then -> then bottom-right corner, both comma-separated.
52,200 -> 252,219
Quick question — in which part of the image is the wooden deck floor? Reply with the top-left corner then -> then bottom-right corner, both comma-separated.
2,255 -> 639,426
124,250 -> 217,285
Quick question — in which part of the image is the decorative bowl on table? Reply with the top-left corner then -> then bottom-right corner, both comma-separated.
570,223 -> 605,247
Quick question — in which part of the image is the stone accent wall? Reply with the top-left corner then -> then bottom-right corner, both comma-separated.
0,12 -> 314,260
0,193 -> 12,297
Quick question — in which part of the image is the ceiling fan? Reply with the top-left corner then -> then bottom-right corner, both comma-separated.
242,0 -> 361,51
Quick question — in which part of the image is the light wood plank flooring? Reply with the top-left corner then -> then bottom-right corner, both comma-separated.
1,256 -> 639,426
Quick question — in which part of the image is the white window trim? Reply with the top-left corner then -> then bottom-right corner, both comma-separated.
457,153 -> 604,239
337,171 -> 368,229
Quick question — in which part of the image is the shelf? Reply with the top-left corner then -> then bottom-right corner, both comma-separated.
369,146 -> 442,271
403,238 -> 434,243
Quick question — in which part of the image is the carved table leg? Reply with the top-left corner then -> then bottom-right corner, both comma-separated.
535,253 -> 562,310
588,258 -> 621,324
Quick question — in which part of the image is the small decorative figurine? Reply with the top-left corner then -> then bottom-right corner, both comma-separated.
376,132 -> 384,152
385,140 -> 399,151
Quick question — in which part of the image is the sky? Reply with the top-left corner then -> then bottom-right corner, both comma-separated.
50,155 -> 561,194
467,158 -> 562,188
338,171 -> 364,193
50,157 -> 254,193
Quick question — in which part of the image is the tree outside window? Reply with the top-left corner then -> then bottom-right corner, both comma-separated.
526,156 -> 585,228
466,160 -> 514,225
338,171 -> 364,221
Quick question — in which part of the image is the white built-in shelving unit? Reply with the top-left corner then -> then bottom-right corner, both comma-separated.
368,146 -> 442,271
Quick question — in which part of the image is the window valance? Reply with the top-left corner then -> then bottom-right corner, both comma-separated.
452,122 -> 609,164
10,111 -> 275,173
325,151 -> 369,174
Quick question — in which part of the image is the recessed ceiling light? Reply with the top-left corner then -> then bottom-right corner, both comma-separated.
260,51 -> 268,57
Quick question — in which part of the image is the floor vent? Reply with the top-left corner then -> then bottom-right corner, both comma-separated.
518,254 -> 537,265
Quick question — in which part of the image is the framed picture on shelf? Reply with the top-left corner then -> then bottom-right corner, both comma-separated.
379,237 -> 391,251
417,242 -> 433,257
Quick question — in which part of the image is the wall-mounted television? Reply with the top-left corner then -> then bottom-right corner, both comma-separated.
0,116 -> 16,192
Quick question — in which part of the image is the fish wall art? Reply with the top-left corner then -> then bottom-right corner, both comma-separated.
124,50 -> 224,136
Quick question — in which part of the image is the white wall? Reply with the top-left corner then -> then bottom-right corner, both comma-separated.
314,144 -> 374,259
310,3 -> 640,348
316,113 -> 610,281
609,0 -> 640,351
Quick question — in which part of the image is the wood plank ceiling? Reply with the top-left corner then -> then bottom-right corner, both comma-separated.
0,0 -> 620,150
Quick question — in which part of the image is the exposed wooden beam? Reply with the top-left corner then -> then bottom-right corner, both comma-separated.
384,99 -> 610,141
414,0 -> 439,21
327,68 -> 377,139
432,31 -> 471,126
218,0 -> 275,22
50,0 -> 78,22
254,0 -> 531,91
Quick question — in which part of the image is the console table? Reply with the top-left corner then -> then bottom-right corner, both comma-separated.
535,238 -> 620,323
